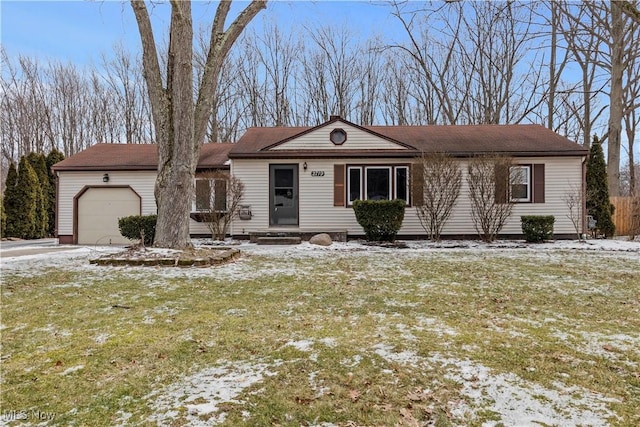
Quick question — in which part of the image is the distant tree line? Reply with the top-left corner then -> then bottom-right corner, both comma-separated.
1,1 -> 638,196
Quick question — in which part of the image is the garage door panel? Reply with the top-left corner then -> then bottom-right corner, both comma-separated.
77,187 -> 140,245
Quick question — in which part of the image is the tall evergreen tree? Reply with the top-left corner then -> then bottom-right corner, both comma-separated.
46,149 -> 65,236
0,195 -> 6,238
27,152 -> 49,238
586,135 -> 616,237
3,162 -> 20,237
14,157 -> 39,239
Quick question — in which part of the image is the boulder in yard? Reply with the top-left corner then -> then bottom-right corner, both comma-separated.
309,233 -> 332,246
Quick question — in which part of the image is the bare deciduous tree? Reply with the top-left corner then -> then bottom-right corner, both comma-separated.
300,25 -> 359,123
466,156 -> 516,242
130,0 -> 266,249
412,153 -> 462,241
101,43 -> 153,143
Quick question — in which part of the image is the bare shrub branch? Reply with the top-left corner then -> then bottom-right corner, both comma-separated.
195,171 -> 245,241
466,156 -> 515,242
413,153 -> 462,241
562,182 -> 584,240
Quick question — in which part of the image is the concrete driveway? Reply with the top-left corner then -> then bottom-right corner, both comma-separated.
0,238 -> 82,257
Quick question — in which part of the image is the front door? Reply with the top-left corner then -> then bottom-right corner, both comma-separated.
270,164 -> 298,226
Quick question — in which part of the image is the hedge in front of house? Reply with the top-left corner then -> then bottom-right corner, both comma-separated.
118,214 -> 157,245
521,215 -> 555,243
353,199 -> 406,242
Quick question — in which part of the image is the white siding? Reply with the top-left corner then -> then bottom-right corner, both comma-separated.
269,122 -> 409,151
57,171 -> 157,237
57,170 -> 213,239
231,156 -> 585,237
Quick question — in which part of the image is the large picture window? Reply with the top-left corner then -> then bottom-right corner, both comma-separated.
347,165 -> 409,205
510,165 -> 530,202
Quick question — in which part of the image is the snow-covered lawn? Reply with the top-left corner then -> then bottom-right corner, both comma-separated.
1,238 -> 638,426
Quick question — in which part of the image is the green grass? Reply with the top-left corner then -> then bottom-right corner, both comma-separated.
1,248 -> 639,426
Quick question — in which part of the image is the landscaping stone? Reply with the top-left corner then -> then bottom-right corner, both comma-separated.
89,247 -> 240,267
309,233 -> 332,246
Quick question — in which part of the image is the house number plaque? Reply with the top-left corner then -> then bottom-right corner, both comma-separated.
311,171 -> 325,177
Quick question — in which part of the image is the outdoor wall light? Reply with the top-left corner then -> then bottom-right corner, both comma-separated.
303,162 -> 308,171
103,173 -> 109,183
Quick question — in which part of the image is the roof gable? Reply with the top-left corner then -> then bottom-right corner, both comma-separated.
264,118 -> 414,151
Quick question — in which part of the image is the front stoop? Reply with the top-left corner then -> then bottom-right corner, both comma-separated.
249,230 -> 347,243
256,236 -> 302,245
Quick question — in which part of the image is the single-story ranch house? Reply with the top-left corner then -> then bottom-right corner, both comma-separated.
52,116 -> 589,244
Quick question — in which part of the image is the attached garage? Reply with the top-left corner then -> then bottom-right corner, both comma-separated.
76,187 -> 141,245
52,143 -> 233,245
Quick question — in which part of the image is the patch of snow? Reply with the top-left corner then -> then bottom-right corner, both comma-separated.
2,239 -> 638,288
372,343 -> 422,365
94,333 -> 111,344
395,323 -> 417,341
318,337 -> 337,348
576,331 -> 640,366
283,339 -> 315,352
341,354 -> 362,368
415,316 -> 459,337
113,410 -> 132,427
146,360 -> 276,426
33,324 -> 72,338
224,308 -> 248,316
141,315 -> 155,325
430,355 -> 620,426
60,365 -> 84,375
308,371 -> 330,398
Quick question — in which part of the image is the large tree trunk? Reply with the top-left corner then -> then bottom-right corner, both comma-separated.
607,0 -> 623,196
131,0 -> 266,248
155,1 -> 196,248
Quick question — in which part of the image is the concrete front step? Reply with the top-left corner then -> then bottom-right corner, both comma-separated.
249,230 -> 347,243
256,236 -> 302,245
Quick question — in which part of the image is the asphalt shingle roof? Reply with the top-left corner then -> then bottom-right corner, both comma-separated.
229,120 -> 587,158
51,143 -> 233,171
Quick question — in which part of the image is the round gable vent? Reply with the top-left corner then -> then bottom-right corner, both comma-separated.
330,128 -> 347,145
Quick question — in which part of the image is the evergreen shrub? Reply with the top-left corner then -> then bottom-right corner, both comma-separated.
15,157 -> 39,239
521,215 -> 555,243
586,136 -> 615,237
3,162 -> 19,237
353,199 -> 406,242
46,149 -> 65,236
118,214 -> 157,245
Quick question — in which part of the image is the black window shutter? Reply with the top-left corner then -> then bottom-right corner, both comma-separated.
334,164 -> 345,206
494,163 -> 509,204
533,164 -> 545,203
411,163 -> 424,206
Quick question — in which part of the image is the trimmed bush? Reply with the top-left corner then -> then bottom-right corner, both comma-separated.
521,215 -> 555,243
353,199 -> 406,242
118,214 -> 157,245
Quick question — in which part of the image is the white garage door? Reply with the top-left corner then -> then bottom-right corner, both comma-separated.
77,187 -> 140,245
